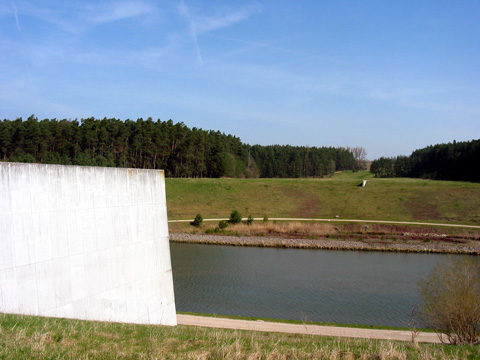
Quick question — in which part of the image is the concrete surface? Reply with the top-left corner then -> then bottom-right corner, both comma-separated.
0,163 -> 176,326
177,314 -> 441,343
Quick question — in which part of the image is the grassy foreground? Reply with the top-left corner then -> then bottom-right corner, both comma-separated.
165,171 -> 480,226
1,313 -> 479,360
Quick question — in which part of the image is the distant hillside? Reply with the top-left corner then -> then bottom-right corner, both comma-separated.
370,139 -> 480,182
0,116 -> 356,178
165,171 -> 480,225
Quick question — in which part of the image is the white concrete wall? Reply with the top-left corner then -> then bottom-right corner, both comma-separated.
0,163 -> 176,325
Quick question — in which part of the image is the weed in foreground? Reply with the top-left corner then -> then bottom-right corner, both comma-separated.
419,257 -> 480,345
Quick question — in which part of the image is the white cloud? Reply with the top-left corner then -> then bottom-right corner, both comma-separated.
178,1 -> 261,65
130,37 -> 181,66
0,72 -> 87,119
14,1 -> 157,34
196,7 -> 258,33
83,1 -> 156,24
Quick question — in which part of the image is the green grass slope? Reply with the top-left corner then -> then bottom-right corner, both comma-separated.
1,313 -> 477,359
166,171 -> 480,225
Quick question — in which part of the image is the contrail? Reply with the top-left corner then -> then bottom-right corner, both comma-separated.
11,1 -> 21,32
179,0 -> 203,66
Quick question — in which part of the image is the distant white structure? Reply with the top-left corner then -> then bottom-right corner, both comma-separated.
362,180 -> 367,187
0,163 -> 176,326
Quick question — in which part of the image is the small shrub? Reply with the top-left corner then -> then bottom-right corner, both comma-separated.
247,215 -> 254,225
219,220 -> 228,229
419,257 -> 480,345
191,214 -> 203,227
263,216 -> 269,222
229,210 -> 242,224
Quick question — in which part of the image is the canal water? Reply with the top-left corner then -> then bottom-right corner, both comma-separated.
170,242 -> 454,327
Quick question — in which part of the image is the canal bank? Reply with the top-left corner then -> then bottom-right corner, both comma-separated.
170,233 -> 480,254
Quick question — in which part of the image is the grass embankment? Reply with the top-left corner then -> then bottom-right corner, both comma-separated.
1,313 -> 478,359
167,172 -> 480,246
165,171 -> 480,226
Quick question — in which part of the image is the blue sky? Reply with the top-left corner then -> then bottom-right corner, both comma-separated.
1,0 -> 479,159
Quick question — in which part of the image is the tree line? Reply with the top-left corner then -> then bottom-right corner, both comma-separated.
0,116 -> 357,178
370,139 -> 480,182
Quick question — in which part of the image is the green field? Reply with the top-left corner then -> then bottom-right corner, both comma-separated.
166,171 -> 480,226
1,313 -> 478,359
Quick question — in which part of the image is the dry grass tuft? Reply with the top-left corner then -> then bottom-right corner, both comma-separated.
174,220 -> 480,249
229,221 -> 335,237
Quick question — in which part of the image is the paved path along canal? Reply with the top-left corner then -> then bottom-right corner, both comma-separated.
177,314 -> 441,343
169,217 -> 480,229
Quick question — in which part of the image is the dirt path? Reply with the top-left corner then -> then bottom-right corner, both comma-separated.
169,217 -> 480,229
177,314 -> 441,343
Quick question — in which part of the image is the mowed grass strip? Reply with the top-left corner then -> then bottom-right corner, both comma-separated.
1,313 -> 478,359
165,171 -> 480,225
